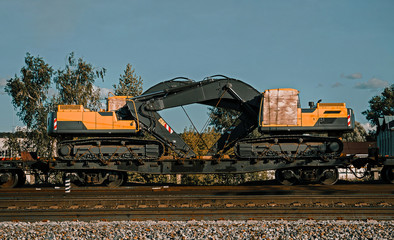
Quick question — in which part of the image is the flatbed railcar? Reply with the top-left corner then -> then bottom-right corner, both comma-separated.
0,76 -> 392,187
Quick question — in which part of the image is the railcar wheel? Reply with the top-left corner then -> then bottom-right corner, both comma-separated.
318,167 -> 339,185
17,171 -> 26,187
275,169 -> 299,185
63,172 -> 84,187
0,171 -> 19,188
381,166 -> 394,184
105,172 -> 127,188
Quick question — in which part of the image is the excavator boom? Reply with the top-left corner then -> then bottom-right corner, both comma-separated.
122,75 -> 262,157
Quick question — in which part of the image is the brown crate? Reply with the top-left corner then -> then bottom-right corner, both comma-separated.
263,89 -> 299,126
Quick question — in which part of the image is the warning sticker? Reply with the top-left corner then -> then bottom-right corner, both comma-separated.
158,118 -> 174,134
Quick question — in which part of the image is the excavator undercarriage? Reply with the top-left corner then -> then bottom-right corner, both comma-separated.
236,135 -> 343,161
57,138 -> 164,162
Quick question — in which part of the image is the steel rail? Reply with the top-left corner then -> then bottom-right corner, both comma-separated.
0,207 -> 393,222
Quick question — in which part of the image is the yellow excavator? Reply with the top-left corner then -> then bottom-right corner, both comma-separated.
48,75 -> 354,185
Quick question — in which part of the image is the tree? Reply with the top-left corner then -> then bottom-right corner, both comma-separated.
181,126 -> 220,155
342,121 -> 367,142
208,107 -> 260,142
5,53 -> 54,157
5,52 -> 109,157
5,53 -> 53,129
113,63 -> 143,96
362,84 -> 394,127
53,52 -> 106,111
208,107 -> 240,133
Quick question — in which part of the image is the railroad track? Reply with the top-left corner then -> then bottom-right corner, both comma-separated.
1,184 -> 393,221
1,206 -> 393,222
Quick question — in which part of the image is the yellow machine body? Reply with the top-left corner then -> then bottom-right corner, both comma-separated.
259,88 -> 353,133
48,96 -> 139,136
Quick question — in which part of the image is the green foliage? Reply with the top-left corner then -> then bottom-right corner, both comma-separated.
4,53 -> 54,157
2,129 -> 23,158
5,52 -> 108,157
113,63 -> 143,97
342,121 -> 367,142
138,174 -> 176,184
5,53 -> 53,129
54,52 -> 105,111
208,107 -> 240,132
0,131 -> 26,138
181,174 -> 217,185
362,84 -> 394,127
181,126 -> 220,155
128,172 -> 270,186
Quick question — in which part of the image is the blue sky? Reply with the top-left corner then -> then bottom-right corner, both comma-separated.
0,1 -> 393,133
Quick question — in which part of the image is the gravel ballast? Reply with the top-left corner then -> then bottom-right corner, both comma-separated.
0,220 -> 392,239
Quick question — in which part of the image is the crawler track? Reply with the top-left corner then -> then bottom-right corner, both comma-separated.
236,135 -> 343,161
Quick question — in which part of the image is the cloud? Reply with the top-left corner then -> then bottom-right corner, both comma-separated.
0,78 -> 6,87
91,86 -> 114,109
341,73 -> 362,79
360,122 -> 376,133
100,87 -> 114,99
93,86 -> 114,100
0,78 -> 7,95
354,78 -> 389,90
331,82 -> 343,88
